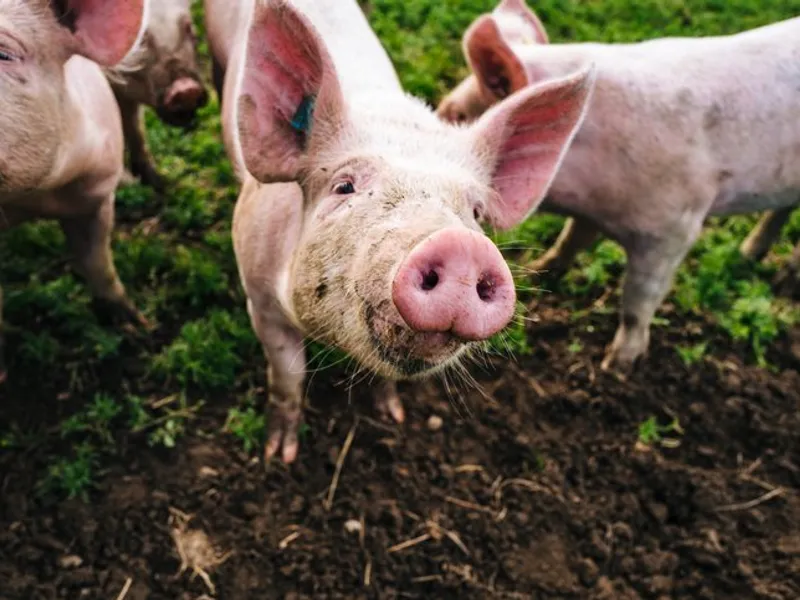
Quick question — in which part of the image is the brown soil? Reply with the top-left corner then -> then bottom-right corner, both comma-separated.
1,298 -> 799,599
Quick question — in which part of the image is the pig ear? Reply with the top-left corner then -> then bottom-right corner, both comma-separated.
235,0 -> 347,183
495,0 -> 549,44
57,0 -> 147,66
464,15 -> 529,101
470,65 -> 596,230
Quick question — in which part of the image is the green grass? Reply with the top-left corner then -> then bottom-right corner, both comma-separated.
2,0 -> 800,498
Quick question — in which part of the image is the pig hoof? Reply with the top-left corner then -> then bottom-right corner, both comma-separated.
600,351 -> 636,379
264,405 -> 302,465
0,370 -> 6,385
375,390 -> 405,424
92,297 -> 152,331
131,162 -> 166,192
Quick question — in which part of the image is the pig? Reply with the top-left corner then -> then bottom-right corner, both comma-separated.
0,0 -> 149,384
204,0 -> 595,463
107,0 -> 208,190
437,0 -> 800,373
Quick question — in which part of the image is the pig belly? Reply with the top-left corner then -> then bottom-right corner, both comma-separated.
710,187 -> 800,217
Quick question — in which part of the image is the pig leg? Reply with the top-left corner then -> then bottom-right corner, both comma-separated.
248,300 -> 306,464
212,57 -> 225,106
117,96 -> 165,191
373,379 -> 405,423
59,196 -> 147,327
0,285 -> 5,384
739,206 -> 795,262
601,227 -> 700,373
529,216 -> 599,275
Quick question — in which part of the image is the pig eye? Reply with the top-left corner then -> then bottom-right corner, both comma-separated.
333,180 -> 355,195
472,202 -> 485,223
0,49 -> 18,62
456,112 -> 467,123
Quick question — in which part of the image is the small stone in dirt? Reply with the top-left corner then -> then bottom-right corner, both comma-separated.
646,502 -> 669,524
427,415 -> 443,431
776,535 -> 800,556
611,522 -> 634,543
578,558 -> 600,586
688,402 -> 705,416
737,561 -> 754,578
58,554 -> 83,569
646,575 -> 673,595
199,466 -> 219,478
344,519 -> 362,534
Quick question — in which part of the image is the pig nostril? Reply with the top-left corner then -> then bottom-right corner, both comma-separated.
420,270 -> 440,291
476,275 -> 496,302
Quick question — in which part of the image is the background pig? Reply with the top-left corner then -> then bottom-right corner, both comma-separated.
0,0 -> 148,383
205,0 -> 595,463
108,0 -> 208,189
437,0 -> 800,374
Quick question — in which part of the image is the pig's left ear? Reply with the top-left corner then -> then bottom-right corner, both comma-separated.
55,0 -> 147,66
470,64 -> 596,230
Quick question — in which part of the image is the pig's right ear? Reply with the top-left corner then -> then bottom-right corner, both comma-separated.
54,0 -> 148,66
235,0 -> 347,184
464,15 -> 529,101
470,64 -> 596,231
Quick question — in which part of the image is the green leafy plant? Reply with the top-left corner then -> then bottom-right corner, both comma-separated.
41,442 -> 99,501
676,341 -> 708,366
225,407 -> 266,453
638,416 -> 683,448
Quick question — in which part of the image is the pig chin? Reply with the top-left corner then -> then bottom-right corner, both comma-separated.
362,300 -> 471,380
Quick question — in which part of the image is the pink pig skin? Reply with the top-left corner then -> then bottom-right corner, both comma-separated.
205,0 -> 595,463
438,0 -> 800,373
0,0 -> 150,383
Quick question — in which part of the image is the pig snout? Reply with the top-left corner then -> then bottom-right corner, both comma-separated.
159,77 -> 208,127
392,228 -> 516,341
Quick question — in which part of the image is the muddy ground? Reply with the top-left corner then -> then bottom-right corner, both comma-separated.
1,293 -> 798,599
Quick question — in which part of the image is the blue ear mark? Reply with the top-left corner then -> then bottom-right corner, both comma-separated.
291,95 -> 316,134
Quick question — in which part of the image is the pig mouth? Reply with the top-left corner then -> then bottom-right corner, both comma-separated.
364,302 -> 469,379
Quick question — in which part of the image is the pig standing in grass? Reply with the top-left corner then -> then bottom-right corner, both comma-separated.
0,0 -> 149,383
205,0 -> 595,462
108,0 -> 209,190
437,0 -> 800,373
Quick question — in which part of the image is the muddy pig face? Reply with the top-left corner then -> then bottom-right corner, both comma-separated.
0,0 -> 145,192
235,1 -> 595,379
113,0 -> 208,128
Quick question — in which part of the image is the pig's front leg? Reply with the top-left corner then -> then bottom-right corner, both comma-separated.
373,379 -> 405,423
529,216 -> 599,275
248,300 -> 306,464
739,206 -> 795,262
601,227 -> 700,374
59,196 -> 148,327
117,96 -> 165,191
